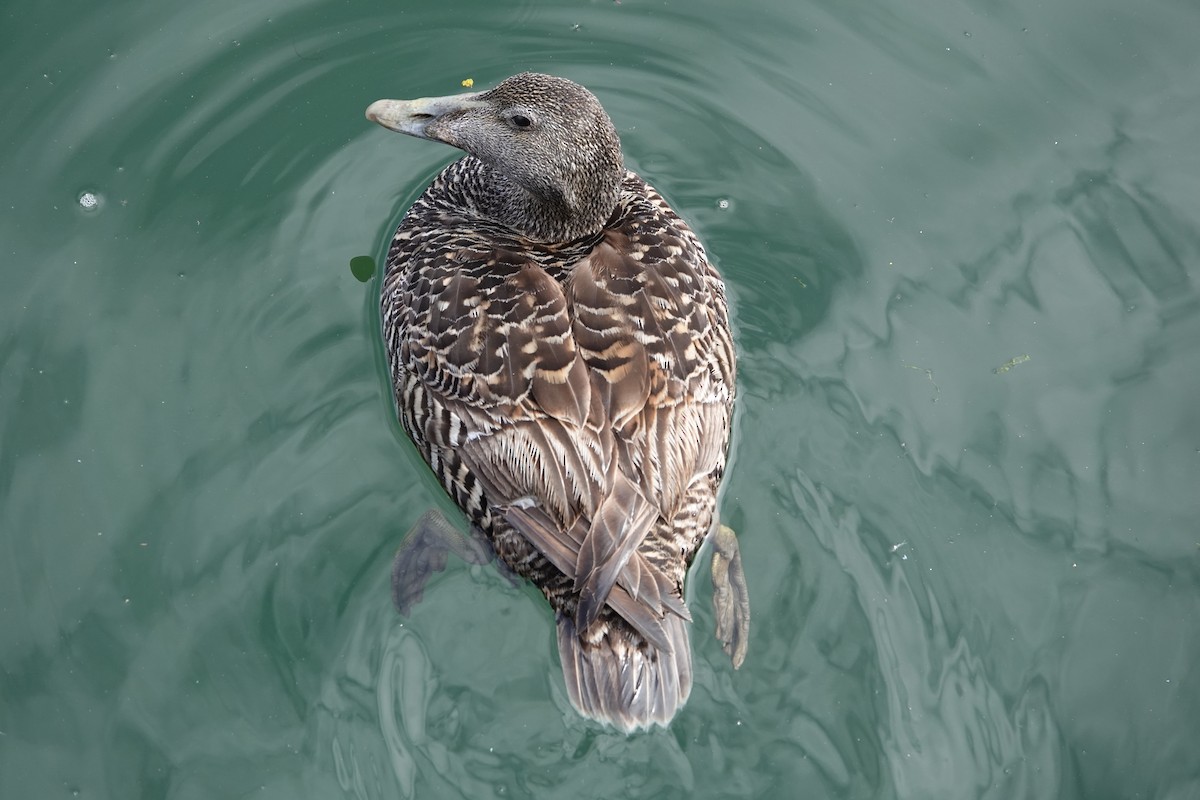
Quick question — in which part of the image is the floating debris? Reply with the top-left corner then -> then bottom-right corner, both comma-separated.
993,354 -> 1031,374
78,191 -> 100,211
349,255 -> 376,282
903,363 -> 940,402
461,77 -> 474,88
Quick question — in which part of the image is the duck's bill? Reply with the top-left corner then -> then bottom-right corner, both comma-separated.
365,93 -> 486,139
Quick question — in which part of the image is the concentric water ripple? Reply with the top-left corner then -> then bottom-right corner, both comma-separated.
2,0 -> 1199,798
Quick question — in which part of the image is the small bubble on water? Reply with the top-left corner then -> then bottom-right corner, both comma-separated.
717,198 -> 730,210
78,191 -> 100,211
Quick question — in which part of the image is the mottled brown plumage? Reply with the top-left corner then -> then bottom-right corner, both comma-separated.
368,73 -> 746,731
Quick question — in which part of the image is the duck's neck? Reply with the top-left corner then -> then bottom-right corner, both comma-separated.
467,158 -> 624,244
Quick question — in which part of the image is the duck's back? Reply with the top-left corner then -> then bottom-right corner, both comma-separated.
382,164 -> 734,731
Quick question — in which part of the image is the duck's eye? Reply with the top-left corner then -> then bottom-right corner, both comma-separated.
510,114 -> 532,129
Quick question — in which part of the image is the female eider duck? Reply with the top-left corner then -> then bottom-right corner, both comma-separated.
367,72 -> 750,732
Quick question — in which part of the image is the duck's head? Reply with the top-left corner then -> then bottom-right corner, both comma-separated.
367,72 -> 624,242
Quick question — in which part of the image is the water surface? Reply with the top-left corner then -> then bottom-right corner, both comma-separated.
2,0 -> 1199,798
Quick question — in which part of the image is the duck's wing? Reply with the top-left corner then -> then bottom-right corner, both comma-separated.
569,214 -> 735,508
561,206 -> 735,618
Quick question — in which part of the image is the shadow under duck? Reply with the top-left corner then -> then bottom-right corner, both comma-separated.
366,72 -> 749,732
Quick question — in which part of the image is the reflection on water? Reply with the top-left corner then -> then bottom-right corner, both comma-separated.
2,0 -> 1199,797
789,471 -> 1065,799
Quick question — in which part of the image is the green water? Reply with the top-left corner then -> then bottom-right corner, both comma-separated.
3,0 -> 1199,797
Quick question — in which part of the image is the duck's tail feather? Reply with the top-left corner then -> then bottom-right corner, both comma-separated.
556,612 -> 693,733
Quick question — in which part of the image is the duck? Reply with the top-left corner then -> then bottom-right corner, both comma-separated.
367,72 -> 750,732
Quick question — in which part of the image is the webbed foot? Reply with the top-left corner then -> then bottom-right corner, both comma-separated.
710,523 -> 750,669
391,508 -> 494,615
